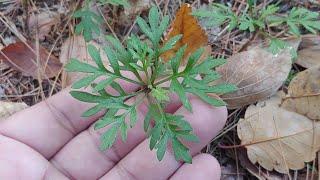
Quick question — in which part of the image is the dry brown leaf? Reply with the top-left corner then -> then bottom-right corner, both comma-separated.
216,40 -> 300,109
0,101 -> 28,120
60,35 -> 109,88
281,65 -> 320,120
0,41 -> 62,79
237,94 -> 320,173
161,4 -> 208,64
295,35 -> 320,68
28,11 -> 60,40
124,0 -> 151,17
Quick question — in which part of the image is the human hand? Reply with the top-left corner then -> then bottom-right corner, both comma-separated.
0,79 -> 227,180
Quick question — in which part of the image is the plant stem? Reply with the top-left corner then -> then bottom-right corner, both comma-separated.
118,75 -> 145,86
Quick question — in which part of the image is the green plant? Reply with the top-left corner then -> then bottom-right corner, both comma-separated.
74,0 -> 129,42
66,6 -> 236,163
193,3 -> 320,55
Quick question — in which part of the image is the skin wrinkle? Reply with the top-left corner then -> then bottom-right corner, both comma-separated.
86,129 -> 120,164
50,159 -> 76,180
44,100 -> 77,136
113,162 -> 139,180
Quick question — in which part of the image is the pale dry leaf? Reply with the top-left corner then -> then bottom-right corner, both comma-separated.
281,65 -> 320,120
237,94 -> 320,173
216,39 -> 300,109
0,101 -> 28,120
60,35 -> 109,88
28,11 -> 60,40
238,148 -> 286,180
295,35 -> 320,68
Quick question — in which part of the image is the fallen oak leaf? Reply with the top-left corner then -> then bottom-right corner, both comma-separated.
237,93 -> 320,173
295,35 -> 320,69
216,39 -> 301,109
161,3 -> 209,64
0,41 -> 62,79
281,65 -> 320,120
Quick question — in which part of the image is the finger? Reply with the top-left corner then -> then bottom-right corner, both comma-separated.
48,92 -> 184,179
0,72 -> 140,159
0,134 -> 68,179
170,154 -> 221,180
49,97 -> 148,179
101,98 -> 227,180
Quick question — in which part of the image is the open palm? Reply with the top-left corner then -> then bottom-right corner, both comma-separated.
0,80 -> 226,180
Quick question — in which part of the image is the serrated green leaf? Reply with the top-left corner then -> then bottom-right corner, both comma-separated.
105,35 -> 130,60
160,35 -> 182,53
268,38 -> 287,55
72,73 -> 102,89
94,109 -> 118,130
202,72 -> 221,83
188,88 -> 226,107
158,16 -> 170,39
73,9 -> 102,42
102,102 -> 129,109
120,121 -> 128,142
172,137 -> 192,163
65,58 -> 99,73
204,84 -> 238,94
130,107 -> 137,127
170,45 -> 187,74
110,82 -> 126,96
70,91 -> 102,103
94,76 -> 116,91
88,44 -> 106,71
176,131 -> 199,142
151,87 -> 170,102
129,62 -> 143,71
156,133 -> 168,161
287,21 -> 300,36
191,58 -> 226,74
137,17 -> 153,42
167,114 -> 192,131
144,105 -> 154,132
171,78 -> 192,111
150,123 -> 162,150
82,104 -> 104,117
184,48 -> 204,73
100,124 -> 119,151
104,47 -> 120,74
149,6 -> 159,32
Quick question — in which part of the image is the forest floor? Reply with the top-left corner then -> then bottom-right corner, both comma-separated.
1,0 -> 320,179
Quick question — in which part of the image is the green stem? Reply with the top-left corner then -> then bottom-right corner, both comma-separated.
118,75 -> 144,86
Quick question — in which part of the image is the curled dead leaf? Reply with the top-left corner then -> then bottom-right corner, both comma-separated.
237,94 -> 320,173
0,41 -> 62,79
281,65 -> 320,120
0,101 -> 28,120
295,35 -> 320,68
161,4 -> 209,64
60,35 -> 109,88
216,39 -> 300,109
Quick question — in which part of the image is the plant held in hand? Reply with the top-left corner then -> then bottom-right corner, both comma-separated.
65,6 -> 236,163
